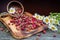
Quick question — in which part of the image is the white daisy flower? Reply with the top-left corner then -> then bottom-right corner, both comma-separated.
43,17 -> 50,24
33,13 -> 40,19
48,24 -> 58,31
49,18 -> 54,24
39,16 -> 44,20
53,19 -> 59,25
9,7 -> 15,13
48,16 -> 51,18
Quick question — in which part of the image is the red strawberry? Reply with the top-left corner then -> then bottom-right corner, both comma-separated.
37,34 -> 41,37
37,20 -> 43,24
15,23 -> 20,26
18,9 -> 22,14
21,27 -> 25,31
32,17 -> 37,23
18,16 -> 21,19
15,20 -> 18,23
53,34 -> 56,37
17,19 -> 20,23
32,23 -> 37,29
40,23 -> 44,25
16,26 -> 20,30
53,35 -> 56,37
42,30 -> 46,34
15,20 -> 20,26
10,20 -> 13,23
0,27 -> 4,31
10,20 -> 15,23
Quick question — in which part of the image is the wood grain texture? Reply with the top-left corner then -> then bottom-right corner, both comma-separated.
0,12 -> 44,39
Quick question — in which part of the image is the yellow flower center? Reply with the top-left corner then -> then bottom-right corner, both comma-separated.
55,21 -> 58,24
45,19 -> 49,23
36,16 -> 39,18
51,27 -> 55,30
10,9 -> 14,12
50,20 -> 52,23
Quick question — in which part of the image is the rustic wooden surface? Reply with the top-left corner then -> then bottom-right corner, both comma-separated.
0,22 -> 60,40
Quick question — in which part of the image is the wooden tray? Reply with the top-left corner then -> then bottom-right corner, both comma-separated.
0,12 -> 44,39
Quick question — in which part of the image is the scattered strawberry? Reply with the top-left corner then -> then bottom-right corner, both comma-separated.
21,28 -> 25,31
21,26 -> 25,31
18,9 -> 22,14
10,20 -> 15,23
15,24 -> 20,26
0,27 -> 4,31
16,26 -> 20,30
37,34 -> 41,37
32,24 -> 37,29
42,30 -> 46,34
53,34 -> 56,37
10,13 -> 46,32
13,18 -> 17,20
32,17 -> 37,23
38,20 -> 43,23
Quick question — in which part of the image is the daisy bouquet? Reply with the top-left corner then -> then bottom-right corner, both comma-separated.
33,12 -> 60,31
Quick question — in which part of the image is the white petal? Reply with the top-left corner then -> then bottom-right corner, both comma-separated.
48,24 -> 58,31
53,19 -> 59,25
39,16 -> 44,20
35,13 -> 38,16
49,18 -> 54,24
43,17 -> 50,24
9,7 -> 15,13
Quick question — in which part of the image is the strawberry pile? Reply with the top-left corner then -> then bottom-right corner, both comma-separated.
10,14 -> 45,32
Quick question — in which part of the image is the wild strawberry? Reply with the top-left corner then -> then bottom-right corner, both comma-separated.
42,30 -> 46,34
0,27 -> 4,31
15,23 -> 20,26
38,20 -> 43,23
18,16 -> 21,18
32,24 -> 37,29
53,35 -> 56,37
18,9 -> 22,14
32,17 -> 37,23
13,18 -> 17,20
15,20 -> 18,23
10,20 -> 13,23
37,34 -> 41,37
16,26 -> 20,30
53,34 -> 56,37
15,20 -> 20,26
18,22 -> 21,25
21,27 -> 25,31
40,23 -> 44,25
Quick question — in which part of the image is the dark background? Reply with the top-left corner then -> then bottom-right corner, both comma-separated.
0,0 -> 60,16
